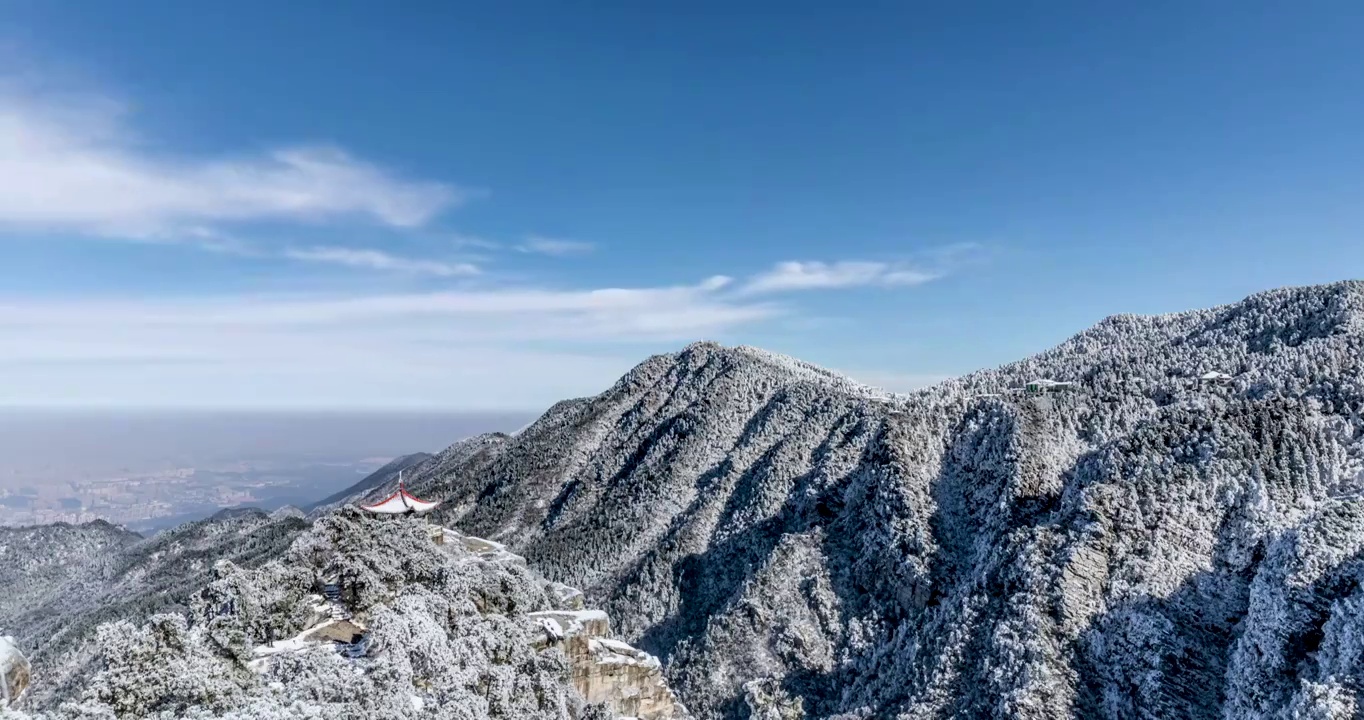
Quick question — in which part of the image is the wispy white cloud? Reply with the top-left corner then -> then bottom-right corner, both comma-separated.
0,66 -> 977,407
0,258 -> 965,407
0,275 -> 777,343
739,260 -> 939,295
516,235 -> 595,256
0,81 -> 463,237
0,259 -> 949,351
283,247 -> 480,277
450,233 -> 502,250
0,275 -> 780,407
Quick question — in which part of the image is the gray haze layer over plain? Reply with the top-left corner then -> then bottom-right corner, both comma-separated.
0,411 -> 535,486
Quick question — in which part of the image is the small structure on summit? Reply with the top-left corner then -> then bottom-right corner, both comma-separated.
358,471 -> 440,516
1,635 -> 30,708
1198,371 -> 1234,386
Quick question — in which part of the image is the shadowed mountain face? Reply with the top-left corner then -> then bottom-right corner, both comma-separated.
342,280 -> 1364,719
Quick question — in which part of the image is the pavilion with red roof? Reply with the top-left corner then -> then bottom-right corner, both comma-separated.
358,472 -> 440,515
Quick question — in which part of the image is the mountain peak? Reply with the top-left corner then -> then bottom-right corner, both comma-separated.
390,280 -> 1364,719
612,341 -> 890,407
9,281 -> 1364,719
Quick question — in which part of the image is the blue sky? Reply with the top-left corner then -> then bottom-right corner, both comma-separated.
1,2 -> 1362,409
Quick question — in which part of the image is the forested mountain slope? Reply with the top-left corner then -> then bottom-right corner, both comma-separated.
3,280 -> 1362,719
0,510 -> 307,710
4,508 -> 678,720
0,521 -> 140,633
352,280 -> 1364,719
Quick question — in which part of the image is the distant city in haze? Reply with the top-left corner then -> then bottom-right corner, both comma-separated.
0,410 -> 533,532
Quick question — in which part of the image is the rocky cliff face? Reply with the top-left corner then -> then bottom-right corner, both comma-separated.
1,635 -> 30,708
443,528 -> 687,720
530,608 -> 681,720
365,280 -> 1364,719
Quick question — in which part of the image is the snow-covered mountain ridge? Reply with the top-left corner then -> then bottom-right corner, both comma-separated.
3,509 -> 682,719
361,279 -> 1364,719
3,279 -> 1364,719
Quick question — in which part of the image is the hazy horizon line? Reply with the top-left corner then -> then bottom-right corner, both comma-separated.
0,405 -> 550,416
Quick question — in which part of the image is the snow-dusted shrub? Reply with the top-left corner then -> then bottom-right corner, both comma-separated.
69,615 -> 249,718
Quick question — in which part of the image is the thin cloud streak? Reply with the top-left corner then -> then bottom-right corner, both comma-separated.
739,260 -> 940,295
283,247 -> 481,277
0,276 -> 778,339
0,82 -> 463,236
0,261 -> 955,407
450,233 -> 502,250
0,275 -> 782,406
0,257 -> 948,337
516,235 -> 595,255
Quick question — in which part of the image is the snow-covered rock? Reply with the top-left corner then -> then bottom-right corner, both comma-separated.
530,607 -> 682,720
7,509 -> 652,719
1,636 -> 29,708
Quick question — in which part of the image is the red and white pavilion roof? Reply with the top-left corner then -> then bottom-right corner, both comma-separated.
359,474 -> 440,515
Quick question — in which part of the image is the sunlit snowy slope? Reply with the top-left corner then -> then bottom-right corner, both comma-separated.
370,280 -> 1364,719
5,280 -> 1364,719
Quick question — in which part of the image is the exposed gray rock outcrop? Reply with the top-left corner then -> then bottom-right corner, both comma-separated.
1,636 -> 29,708
530,609 -> 682,720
